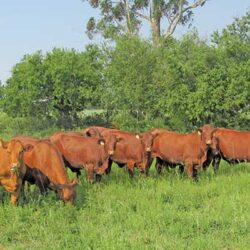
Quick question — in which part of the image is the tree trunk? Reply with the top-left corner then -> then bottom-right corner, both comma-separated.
151,16 -> 161,47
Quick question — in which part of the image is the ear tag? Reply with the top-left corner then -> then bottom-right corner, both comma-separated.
136,135 -> 140,139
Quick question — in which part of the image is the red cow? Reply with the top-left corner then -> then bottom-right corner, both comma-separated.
13,136 -> 78,205
83,127 -> 155,177
208,128 -> 250,170
150,127 -> 215,180
49,132 -> 118,182
0,139 -> 32,205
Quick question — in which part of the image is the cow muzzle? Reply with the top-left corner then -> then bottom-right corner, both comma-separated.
206,140 -> 211,145
212,149 -> 220,156
10,163 -> 19,176
108,150 -> 114,156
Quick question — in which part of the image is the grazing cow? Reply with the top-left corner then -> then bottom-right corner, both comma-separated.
49,132 -> 118,182
84,127 -> 155,177
0,139 -> 32,205
207,128 -> 250,171
150,127 -> 216,180
13,136 -> 78,205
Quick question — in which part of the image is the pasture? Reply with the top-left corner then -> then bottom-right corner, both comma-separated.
0,161 -> 249,249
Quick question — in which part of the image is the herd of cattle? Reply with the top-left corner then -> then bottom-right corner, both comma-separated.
0,125 -> 249,205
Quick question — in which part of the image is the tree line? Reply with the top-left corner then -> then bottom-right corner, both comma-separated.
0,11 -> 249,135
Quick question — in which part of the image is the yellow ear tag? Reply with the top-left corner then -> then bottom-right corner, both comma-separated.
198,131 -> 201,136
100,141 -> 105,146
136,135 -> 140,139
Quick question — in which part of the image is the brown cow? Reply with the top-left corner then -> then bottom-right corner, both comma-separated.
150,127 -> 216,180
49,131 -> 91,177
84,127 -> 155,177
13,136 -> 78,205
49,132 -> 118,182
0,139 -> 32,205
207,128 -> 250,171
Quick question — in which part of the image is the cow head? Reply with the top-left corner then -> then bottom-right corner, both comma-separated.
139,132 -> 157,153
57,178 -> 78,205
101,133 -> 121,156
0,139 -> 33,173
198,125 -> 219,155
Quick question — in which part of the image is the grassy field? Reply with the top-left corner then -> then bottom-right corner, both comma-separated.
0,161 -> 249,250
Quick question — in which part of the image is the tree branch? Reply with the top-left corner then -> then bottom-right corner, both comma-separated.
183,0 -> 207,14
134,10 -> 151,21
165,0 -> 184,38
164,0 -> 207,38
123,0 -> 133,34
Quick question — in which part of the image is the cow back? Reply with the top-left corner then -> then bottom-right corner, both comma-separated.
214,128 -> 250,161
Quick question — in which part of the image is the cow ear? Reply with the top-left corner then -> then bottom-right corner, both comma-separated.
0,139 -> 8,149
135,134 -> 142,140
115,135 -> 123,142
98,139 -> 105,145
212,128 -> 217,136
151,129 -> 160,138
86,130 -> 92,137
24,144 -> 34,152
197,129 -> 202,136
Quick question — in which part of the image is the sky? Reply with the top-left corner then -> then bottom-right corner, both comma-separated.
0,0 -> 249,83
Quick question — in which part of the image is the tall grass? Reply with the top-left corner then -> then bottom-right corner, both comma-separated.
0,162 -> 249,249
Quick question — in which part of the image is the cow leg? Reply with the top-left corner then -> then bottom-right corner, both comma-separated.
202,161 -> 209,172
10,179 -> 23,205
145,157 -> 154,176
185,162 -> 194,179
155,158 -> 163,174
138,162 -> 147,177
10,191 -> 19,205
127,161 -> 135,178
193,165 -> 199,182
20,180 -> 26,201
95,174 -> 102,182
1,178 -> 21,205
105,159 -> 113,175
203,149 -> 213,171
36,180 -> 48,195
179,165 -> 184,175
85,164 -> 94,183
212,156 -> 221,173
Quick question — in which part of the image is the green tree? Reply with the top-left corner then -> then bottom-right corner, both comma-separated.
1,46 -> 105,129
102,36 -> 157,130
43,47 -> 103,128
1,51 -> 47,117
85,0 -> 207,46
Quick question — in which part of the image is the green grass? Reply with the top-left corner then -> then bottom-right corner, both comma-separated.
0,162 -> 250,249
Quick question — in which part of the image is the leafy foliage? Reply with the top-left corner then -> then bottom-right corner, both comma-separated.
0,11 -> 249,132
1,46 -> 104,129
